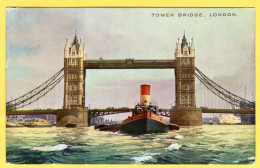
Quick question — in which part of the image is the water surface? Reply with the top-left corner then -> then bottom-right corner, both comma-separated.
6,125 -> 255,164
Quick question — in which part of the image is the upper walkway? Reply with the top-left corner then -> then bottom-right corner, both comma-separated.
84,59 -> 176,69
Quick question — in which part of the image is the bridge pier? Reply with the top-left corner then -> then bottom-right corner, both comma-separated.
56,108 -> 88,127
170,108 -> 202,126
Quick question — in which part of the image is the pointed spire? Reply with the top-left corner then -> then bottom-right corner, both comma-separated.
71,31 -> 80,53
177,37 -> 181,49
73,31 -> 78,45
181,31 -> 188,49
191,37 -> 195,49
79,38 -> 83,51
64,38 -> 69,57
65,38 -> 69,50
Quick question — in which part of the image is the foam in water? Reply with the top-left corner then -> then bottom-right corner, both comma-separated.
166,143 -> 182,151
105,131 -> 119,135
31,144 -> 68,151
132,155 -> 153,163
212,131 -> 221,134
174,135 -> 184,139
248,156 -> 255,161
19,146 -> 32,149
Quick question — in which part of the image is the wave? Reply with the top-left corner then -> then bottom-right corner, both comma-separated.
19,146 -> 32,149
166,143 -> 182,151
105,131 -> 119,135
132,155 -> 153,163
31,144 -> 68,152
212,131 -> 221,134
174,135 -> 184,139
248,156 -> 255,161
132,153 -> 160,163
232,156 -> 255,164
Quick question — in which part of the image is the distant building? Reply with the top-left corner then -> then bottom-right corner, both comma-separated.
6,114 -> 56,123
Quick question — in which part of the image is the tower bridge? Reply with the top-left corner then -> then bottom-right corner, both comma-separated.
6,33 -> 255,127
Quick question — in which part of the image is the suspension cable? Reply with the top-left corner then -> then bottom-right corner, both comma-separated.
195,67 -> 255,109
6,68 -> 64,110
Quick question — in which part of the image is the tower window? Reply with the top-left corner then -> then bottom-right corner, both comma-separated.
72,49 -> 76,56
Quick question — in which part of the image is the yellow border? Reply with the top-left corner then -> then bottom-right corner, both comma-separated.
0,0 -> 259,168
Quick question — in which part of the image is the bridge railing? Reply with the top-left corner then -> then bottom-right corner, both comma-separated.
88,107 -> 131,118
85,59 -> 175,64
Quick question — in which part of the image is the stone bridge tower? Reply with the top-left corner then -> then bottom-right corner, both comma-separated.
64,34 -> 86,109
171,33 -> 202,126
56,34 -> 88,127
175,33 -> 195,108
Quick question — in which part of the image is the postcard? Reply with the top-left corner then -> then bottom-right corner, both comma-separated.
1,2 -> 259,168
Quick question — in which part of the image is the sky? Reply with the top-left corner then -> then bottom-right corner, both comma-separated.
6,8 -> 255,110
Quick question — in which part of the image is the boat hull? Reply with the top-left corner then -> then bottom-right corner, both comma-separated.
65,123 -> 77,128
120,112 -> 169,134
26,125 -> 52,128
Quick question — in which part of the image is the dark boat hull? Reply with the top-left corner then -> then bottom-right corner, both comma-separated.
120,118 -> 169,134
65,123 -> 77,128
100,125 -> 119,132
26,125 -> 52,128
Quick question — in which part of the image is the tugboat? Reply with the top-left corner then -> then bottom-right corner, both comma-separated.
120,85 -> 169,134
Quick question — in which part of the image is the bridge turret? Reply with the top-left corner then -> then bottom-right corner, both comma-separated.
64,39 -> 69,57
83,44 -> 87,60
190,38 -> 195,56
78,39 -> 83,56
174,37 -> 181,59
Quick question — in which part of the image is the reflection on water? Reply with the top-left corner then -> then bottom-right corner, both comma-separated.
6,125 -> 255,164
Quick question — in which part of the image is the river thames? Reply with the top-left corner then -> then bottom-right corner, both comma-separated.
6,125 -> 255,164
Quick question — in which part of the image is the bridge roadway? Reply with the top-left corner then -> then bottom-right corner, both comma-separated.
157,108 -> 255,117
6,109 -> 60,115
6,108 -> 255,118
6,108 -> 131,117
201,108 -> 255,114
84,59 -> 176,69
